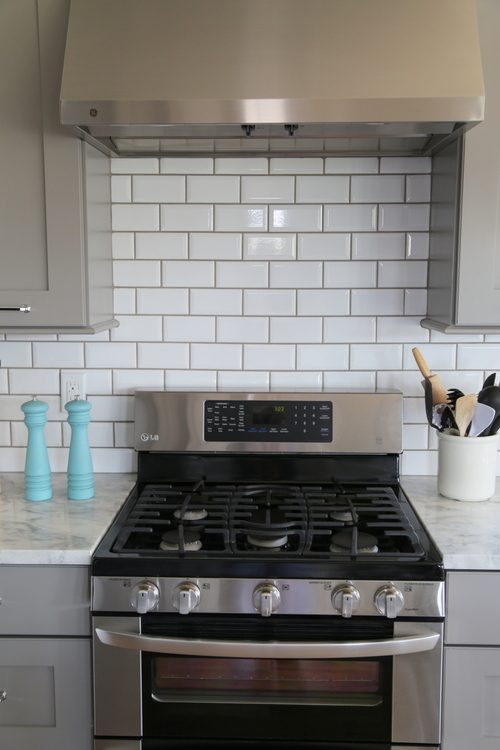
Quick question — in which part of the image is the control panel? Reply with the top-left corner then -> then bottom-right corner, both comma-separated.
204,399 -> 333,442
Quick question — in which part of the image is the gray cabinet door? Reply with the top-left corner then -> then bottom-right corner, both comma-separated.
0,638 -> 91,750
443,647 -> 500,750
0,0 -> 114,332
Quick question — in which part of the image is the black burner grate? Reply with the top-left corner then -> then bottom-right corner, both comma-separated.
111,480 -> 425,561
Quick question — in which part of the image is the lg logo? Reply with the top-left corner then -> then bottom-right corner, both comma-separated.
140,433 -> 159,442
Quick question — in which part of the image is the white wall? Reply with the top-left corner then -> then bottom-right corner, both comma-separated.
1,155 -> 498,474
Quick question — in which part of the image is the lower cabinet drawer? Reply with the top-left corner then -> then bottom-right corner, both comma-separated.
0,638 -> 91,750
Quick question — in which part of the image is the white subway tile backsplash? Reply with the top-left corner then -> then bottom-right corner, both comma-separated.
402,344 -> 456,371
352,233 -> 405,260
112,157 -> 159,174
401,451 -> 437,475
270,372 -> 323,389
113,289 -> 136,315
111,315 -> 163,342
191,343 -> 242,370
218,371 -> 270,390
111,175 -> 132,202
217,317 -> 268,343
351,175 -> 404,203
190,289 -> 242,315
270,158 -> 323,174
244,235 -> 296,260
270,205 -> 322,231
351,289 -> 404,315
161,204 -> 214,231
162,260 -> 215,287
457,344 -> 500,369
404,289 -> 428,315
376,317 -> 429,343
244,290 -> 295,316
296,176 -> 349,203
406,175 -> 431,203
164,370 -> 217,389
87,395 -> 134,421
216,261 -> 268,288
187,176 -> 240,203
324,261 -> 376,288
270,261 -> 322,288
406,233 -> 429,259
324,371 -> 376,390
0,342 -> 32,367
402,424 -> 428,450
133,175 -> 185,203
380,157 -> 431,174
112,204 -> 159,231
164,316 -> 216,342
0,370 -> 7,393
138,343 -> 189,369
0,423 -> 11,446
377,370 -> 430,397
324,205 -> 377,232
324,317 -> 376,343
215,158 -> 268,175
297,290 -> 349,316
136,232 -> 188,259
137,288 -> 188,314
114,260 -> 161,287
297,344 -> 348,370
33,342 -> 84,368
8,368 -> 59,394
85,370 -> 113,395
161,157 -> 213,174
379,204 -> 429,231
351,344 -> 403,370
270,317 -> 322,343
325,157 -> 378,174
378,260 -> 428,287
85,343 -> 136,368
112,233 -> 135,259
241,176 -> 294,203
114,422 -> 135,448
215,205 -> 267,231
244,344 -> 295,370
190,233 -> 242,259
298,234 -> 350,260
113,369 -> 165,394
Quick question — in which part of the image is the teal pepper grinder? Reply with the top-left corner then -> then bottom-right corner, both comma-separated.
65,398 -> 94,500
21,397 -> 52,501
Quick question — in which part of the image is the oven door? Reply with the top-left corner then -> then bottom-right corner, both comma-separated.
93,615 -> 442,748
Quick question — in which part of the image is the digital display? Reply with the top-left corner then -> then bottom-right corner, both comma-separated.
252,404 -> 287,426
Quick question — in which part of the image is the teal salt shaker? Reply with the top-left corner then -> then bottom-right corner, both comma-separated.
65,398 -> 94,500
21,397 -> 52,501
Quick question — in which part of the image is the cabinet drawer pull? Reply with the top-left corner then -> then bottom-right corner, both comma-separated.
0,305 -> 31,313
0,690 -> 7,703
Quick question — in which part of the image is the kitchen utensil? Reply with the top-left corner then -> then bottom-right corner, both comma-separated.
412,347 -> 448,405
483,373 -> 496,389
440,405 -> 459,432
446,388 -> 464,407
477,385 -> 500,435
454,394 -> 478,437
422,378 -> 439,429
469,402 -> 496,437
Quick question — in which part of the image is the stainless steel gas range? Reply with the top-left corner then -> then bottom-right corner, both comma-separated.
92,391 -> 444,750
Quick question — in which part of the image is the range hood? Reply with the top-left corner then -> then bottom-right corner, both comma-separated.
60,0 -> 484,157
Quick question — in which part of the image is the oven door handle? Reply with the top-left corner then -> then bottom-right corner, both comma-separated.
95,627 -> 440,659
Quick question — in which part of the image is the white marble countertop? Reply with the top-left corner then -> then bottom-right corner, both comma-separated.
401,475 -> 500,571
1,472 -> 500,570
0,473 -> 135,565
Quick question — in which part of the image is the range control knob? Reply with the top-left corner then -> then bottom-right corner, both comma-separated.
172,582 -> 201,615
374,585 -> 405,619
130,581 -> 160,614
332,584 -> 360,618
253,583 -> 281,617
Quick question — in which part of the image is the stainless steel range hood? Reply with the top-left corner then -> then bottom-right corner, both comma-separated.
60,0 -> 484,157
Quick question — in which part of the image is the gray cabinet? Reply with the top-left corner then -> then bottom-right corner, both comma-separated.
423,0 -> 500,333
0,565 -> 92,750
0,0 -> 116,333
442,572 -> 500,749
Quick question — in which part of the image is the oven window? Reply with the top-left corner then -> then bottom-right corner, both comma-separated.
152,656 -> 381,706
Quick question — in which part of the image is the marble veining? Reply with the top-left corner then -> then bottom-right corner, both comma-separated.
0,473 -> 135,564
2,473 -> 500,570
402,475 -> 500,571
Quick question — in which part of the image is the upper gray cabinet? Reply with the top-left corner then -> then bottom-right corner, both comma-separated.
0,0 -> 116,333
423,0 -> 500,333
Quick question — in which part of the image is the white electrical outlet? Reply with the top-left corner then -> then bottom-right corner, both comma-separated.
60,371 -> 86,412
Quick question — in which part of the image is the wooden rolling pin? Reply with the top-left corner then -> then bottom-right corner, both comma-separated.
412,347 -> 448,406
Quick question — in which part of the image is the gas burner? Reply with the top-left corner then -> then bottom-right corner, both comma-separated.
173,507 -> 208,521
330,529 -> 379,554
330,510 -> 354,523
246,533 -> 289,550
160,529 -> 203,552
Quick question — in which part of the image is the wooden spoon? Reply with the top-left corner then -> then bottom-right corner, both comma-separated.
412,347 -> 448,406
454,394 -> 478,437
